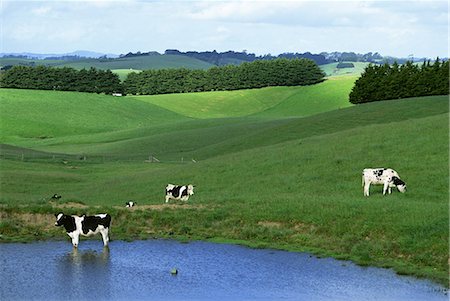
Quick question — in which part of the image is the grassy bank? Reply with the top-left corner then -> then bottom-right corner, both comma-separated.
0,85 -> 448,286
131,75 -> 355,119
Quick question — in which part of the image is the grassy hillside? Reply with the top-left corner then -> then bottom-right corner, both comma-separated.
0,55 -> 214,71
32,95 -> 446,162
0,89 -> 191,143
2,96 -> 447,203
132,76 -> 356,119
321,62 -> 370,77
54,55 -> 214,70
0,77 -> 355,146
112,69 -> 142,81
0,84 -> 448,286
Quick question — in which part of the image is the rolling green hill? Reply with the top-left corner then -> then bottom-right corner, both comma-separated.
0,89 -> 191,143
53,55 -> 214,70
0,76 -> 355,145
0,54 -> 214,71
0,83 -> 448,286
320,62 -> 370,77
131,76 -> 356,119
112,69 -> 142,81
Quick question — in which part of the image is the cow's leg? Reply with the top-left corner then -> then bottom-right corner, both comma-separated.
71,234 -> 79,248
165,196 -> 170,203
383,182 -> 389,195
100,228 -> 109,247
388,186 -> 392,194
363,181 -> 370,196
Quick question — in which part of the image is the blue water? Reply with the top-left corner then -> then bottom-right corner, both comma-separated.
0,240 -> 447,301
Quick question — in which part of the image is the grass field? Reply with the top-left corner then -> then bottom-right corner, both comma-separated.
320,62 -> 371,77
0,82 -> 448,286
0,55 -> 214,71
134,76 -> 356,119
111,69 -> 142,81
1,57 -> 369,79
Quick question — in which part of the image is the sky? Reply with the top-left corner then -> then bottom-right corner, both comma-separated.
1,0 -> 448,58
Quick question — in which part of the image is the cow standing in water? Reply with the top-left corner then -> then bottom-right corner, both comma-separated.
54,213 -> 111,248
165,184 -> 194,203
362,168 -> 406,196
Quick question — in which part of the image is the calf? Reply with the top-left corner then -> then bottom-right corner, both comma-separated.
125,201 -> 136,208
54,212 -> 111,248
362,168 -> 406,196
165,184 -> 194,203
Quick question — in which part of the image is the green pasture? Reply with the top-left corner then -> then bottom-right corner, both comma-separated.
2,58 -> 368,78
132,76 -> 356,119
0,88 -> 191,143
0,55 -> 214,71
0,84 -> 448,286
19,95 -> 446,164
112,69 -> 142,81
321,62 -> 370,77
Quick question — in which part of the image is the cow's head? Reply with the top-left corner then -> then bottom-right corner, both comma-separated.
54,212 -> 67,226
187,184 -> 195,196
392,177 -> 406,193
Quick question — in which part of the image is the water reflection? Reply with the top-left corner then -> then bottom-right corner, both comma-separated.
57,246 -> 111,300
0,240 -> 447,301
64,246 -> 110,266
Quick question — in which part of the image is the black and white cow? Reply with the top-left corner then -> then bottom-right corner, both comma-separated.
125,201 -> 136,208
54,212 -> 111,248
51,194 -> 62,200
165,184 -> 194,203
362,168 -> 406,196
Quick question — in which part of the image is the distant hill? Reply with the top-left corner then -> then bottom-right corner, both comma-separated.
0,50 -> 118,59
2,49 -> 444,75
0,54 -> 214,71
320,62 -> 371,77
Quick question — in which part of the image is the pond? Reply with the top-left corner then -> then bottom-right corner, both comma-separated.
0,239 -> 447,301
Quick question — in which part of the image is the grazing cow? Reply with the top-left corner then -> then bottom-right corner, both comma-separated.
165,184 -> 194,203
125,201 -> 136,208
362,168 -> 406,196
51,194 -> 62,200
54,212 -> 111,248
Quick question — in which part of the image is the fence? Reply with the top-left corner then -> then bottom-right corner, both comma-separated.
0,149 -> 197,164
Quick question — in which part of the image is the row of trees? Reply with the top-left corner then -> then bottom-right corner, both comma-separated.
123,58 -> 325,95
349,59 -> 449,104
0,65 -> 123,94
0,59 -> 324,95
164,49 -> 330,66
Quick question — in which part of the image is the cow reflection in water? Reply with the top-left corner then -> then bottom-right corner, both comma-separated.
67,247 -> 110,266
58,246 -> 111,299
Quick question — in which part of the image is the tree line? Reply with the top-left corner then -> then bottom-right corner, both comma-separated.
0,59 -> 324,95
125,50 -> 388,66
123,58 -> 325,95
0,65 -> 123,94
123,49 -> 329,65
349,59 -> 449,104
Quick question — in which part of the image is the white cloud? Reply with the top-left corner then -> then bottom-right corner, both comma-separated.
1,0 -> 448,57
32,6 -> 52,16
